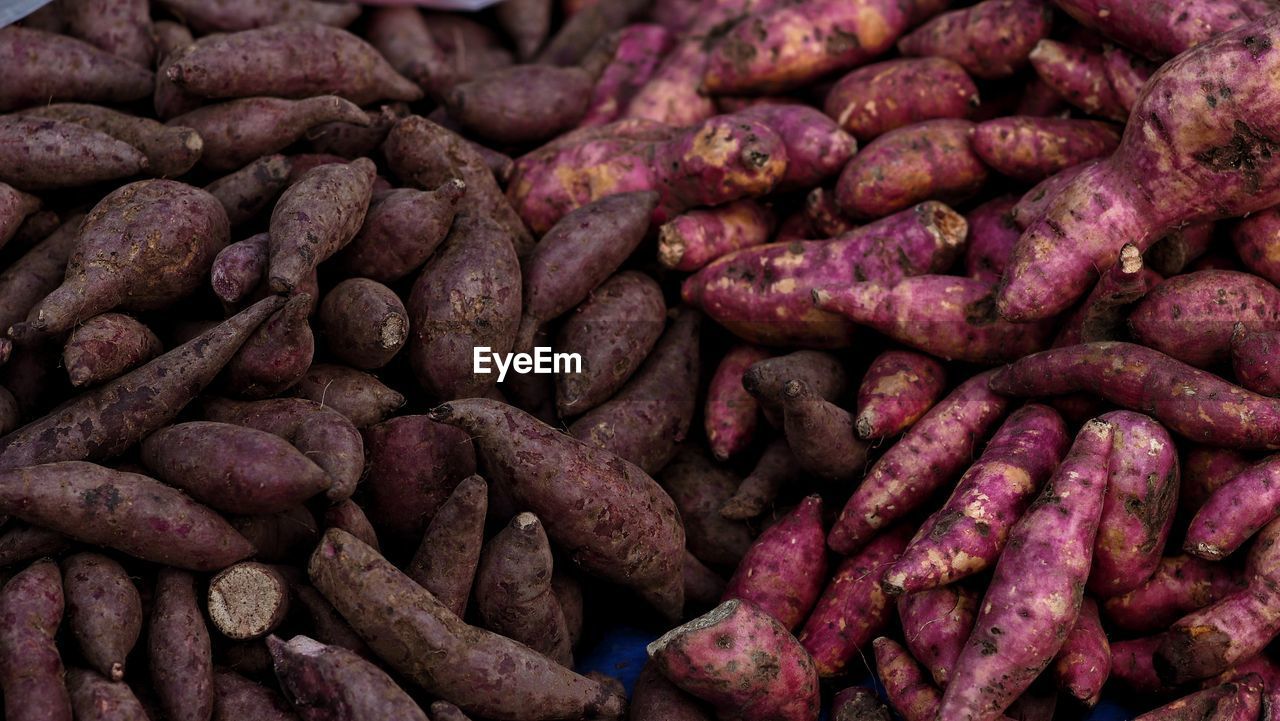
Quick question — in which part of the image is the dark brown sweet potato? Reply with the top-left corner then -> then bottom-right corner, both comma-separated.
445,65 -> 594,145
62,553 -> 141,682
20,103 -> 203,178
660,448 -> 754,569
212,669 -> 299,721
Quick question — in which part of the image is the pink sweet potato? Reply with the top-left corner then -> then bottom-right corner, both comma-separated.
657,201 -> 775,273
150,568 -> 214,721
1053,597 -> 1111,707
62,553 -> 141,682
1010,160 -> 1096,229
973,116 -> 1122,183
0,116 -> 147,191
317,278 -> 407,370
407,475 -> 487,619
269,635 -> 429,721
939,419 -> 1115,721
310,528 -> 625,720
0,26 -> 153,112
780,380 -> 867,483
622,39 -> 717,126
580,24 -> 675,127
659,448 -> 754,569
166,23 -> 421,105
67,668 -> 151,721
171,96 -> 368,172
722,496 -> 826,630
333,181 -> 464,283
648,599 -> 820,721
988,342 -> 1280,449
62,0 -> 155,67
61,312 -> 160,388
362,415 -> 476,547
268,157 -> 375,295
223,293 -> 314,399
681,201 -> 967,347
1135,678 -> 1263,721
292,364 -> 404,429
1030,40 -> 1154,121
0,560 -> 70,721
1103,554 -> 1244,633
1231,324 -> 1280,395
705,344 -> 771,461
1232,207 -> 1280,286
1051,0 -> 1276,59
733,104 -> 857,191
898,0 -> 1052,78
835,119 -> 988,220
631,660 -> 714,721
159,0 -> 358,33
882,403 -> 1068,594
1055,243 -> 1162,346
1187,452 -> 1280,559
445,65 -> 594,145
824,57 -> 979,142
898,584 -> 980,688
875,636 -> 943,721
799,525 -> 911,677
1182,446 -> 1255,517
855,350 -> 946,440
720,438 -> 799,520
804,187 -> 858,238
204,154 -> 293,227
964,195 -> 1021,284
1132,269 -> 1280,368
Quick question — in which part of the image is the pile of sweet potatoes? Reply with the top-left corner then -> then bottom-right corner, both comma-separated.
6,0 -> 1280,719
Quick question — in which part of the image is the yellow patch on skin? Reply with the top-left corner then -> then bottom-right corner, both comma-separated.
770,278 -> 798,295
772,248 -> 809,272
951,551 -> 986,575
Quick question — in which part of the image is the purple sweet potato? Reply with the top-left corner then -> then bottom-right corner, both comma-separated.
66,667 -> 151,721
780,380 -> 867,483
1135,678 -> 1263,721
322,500 -> 379,554
1232,207 -> 1280,287
445,65 -> 594,145
705,344 -> 771,462
150,568 -> 214,721
212,669 -> 298,721
204,154 -> 293,227
0,560 -> 70,721
155,0 -> 359,33
0,296 -> 282,471
362,415 -> 476,548
166,23 -> 421,105
1111,636 -> 1170,695
207,562 -> 290,640
496,0 -> 551,60
682,201 -> 967,347
990,342 -> 1280,449
317,278 -> 407,370
16,180 -> 228,340
1051,0 -> 1276,59
0,26 -> 153,112
1129,270 -> 1280,368
269,635 -> 429,721
834,119 -> 988,219
516,190 -> 658,349
964,196 -> 1021,284
855,350 -> 946,440
62,553 -> 141,682
1055,243 -> 1162,346
61,0 -> 154,67
824,57 -> 979,142
407,475 -> 487,619
658,201 -> 775,273
537,0 -> 647,66
1090,411 -> 1180,596
1029,40 -> 1154,121
898,584 -> 980,688
268,157 -> 375,294
310,528 -> 626,720
554,271 -> 666,417
0,213 -> 81,337
622,39 -> 717,126
580,24 -> 675,127
898,0 -> 1052,78
231,506 -> 317,565
429,700 -> 475,721
829,371 -> 1011,554
743,350 -> 849,428
733,104 -> 856,191
171,96 -> 367,172
1010,160 -> 1095,229
1183,446 -> 1255,517
722,496 -> 826,630
0,183 -> 41,252
0,116 -> 147,191
939,419 -> 1114,721
61,313 -> 160,389
290,583 -> 368,658
408,213 -> 521,401
223,294 -> 314,399
973,116 -> 1121,183
365,7 -> 451,95
333,181 -> 464,283
875,636 -> 943,721
1103,554 -> 1244,633
1053,597 -> 1111,707
799,525 -> 911,677
648,599 -> 820,721
998,15 -> 1280,322
569,309 -> 700,475
430,12 -> 517,77
720,438 -> 799,520
1231,324 -> 1280,395
804,187 -> 858,238
292,364 -> 404,429
152,19 -> 191,58
834,686 -> 892,721
1187,451 -> 1280,559
631,660 -> 714,721
0,523 -> 68,569
659,448 -> 754,569
882,403 -> 1068,594
474,512 -> 573,666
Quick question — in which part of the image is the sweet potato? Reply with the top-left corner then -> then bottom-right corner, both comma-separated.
59,313 -> 159,389
973,116 -> 1121,183
223,294 -> 314,398
171,96 -> 367,172
998,15 -> 1280,322
939,419 -> 1114,721
408,213 -> 520,401
683,551 -> 727,611
474,512 -> 573,666
320,501 -> 378,555
855,350 -> 946,440
0,296 -> 281,470
153,19 -> 192,58
0,523 -> 68,569
362,415 -> 476,548
292,364 -> 404,429
365,7 -> 450,96
622,39 -> 717,126
804,187 -> 858,238
798,525 -> 911,676
446,65 -> 593,145
290,583 -> 368,658
537,0 -> 647,66
0,116 -> 147,191
1231,207 -> 1280,288
150,568 -> 214,721
659,202 -> 774,274
0,26 -> 153,112
383,116 -> 533,253
631,660 -> 714,721
66,667 -> 151,721
333,182 -> 463,283
825,57 -> 979,142
963,196 -> 1021,284
1055,243 -> 1162,346
1113,636 -> 1176,695
705,344 -> 771,462
0,183 -> 41,252
733,104 -> 856,191
875,636 -> 943,721
310,529 -> 626,720
0,560 -> 70,721
1029,40 -> 1154,121
1128,270 -> 1280,368
507,114 -> 786,234
648,599 -> 820,721
516,190 -> 658,349
743,350 -> 849,428
835,119 -> 987,220
269,635 -> 429,721
62,553 -> 141,682
720,438 -> 799,520
0,214 -> 81,337
1136,678 -> 1264,721
1182,446 -> 1255,517
898,584 -> 980,688
306,102 -> 406,160
551,570 -> 584,646
1009,161 -> 1095,230
317,278 -> 407,371
659,448 -> 754,569
155,0 -> 359,34
1188,452 -> 1280,559
16,180 -> 228,340
61,0 -> 154,67
833,687 -> 892,721
580,24 -> 675,127
1052,597 -> 1111,707
898,0 -> 1051,78
204,154 -> 293,227
494,0 -> 551,60
268,157 -> 375,295
166,23 -> 421,104
1091,411 -> 1180,595
722,496 -> 826,630
779,380 -> 867,483
989,342 -> 1280,449
1104,554 -> 1244,633
554,271 -> 666,417
212,670 -> 299,721
682,201 -> 967,347
1052,0 -> 1275,59
231,506 -> 317,565
882,403 -> 1068,594
430,12 -> 517,78
406,475 -> 487,619
1231,324 -> 1280,395
569,309 -> 700,474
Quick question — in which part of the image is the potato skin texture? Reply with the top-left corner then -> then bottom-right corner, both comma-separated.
334,181 -> 463,283
0,560 -> 72,721
898,584 -> 979,688
705,344 -> 772,461
319,278 -> 408,370
62,553 -> 142,682
1129,270 -> 1280,368
1051,0 -> 1277,59
0,26 -> 153,113
897,0 -> 1052,79
62,313 -> 162,388
407,475 -> 488,619
722,495 -> 826,630
150,568 -> 215,721
1103,555 -> 1243,634
825,57 -> 979,142
973,116 -> 1121,183
269,635 -> 429,721
855,350 -> 947,439
446,65 -> 593,145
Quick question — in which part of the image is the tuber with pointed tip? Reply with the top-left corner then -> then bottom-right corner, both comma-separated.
722,496 -> 826,630
334,181 -> 464,283
269,634 -> 429,721
972,116 -> 1122,183
224,293 -> 315,399
171,96 -> 368,172
0,560 -> 71,721
407,475 -> 488,619
445,65 -> 594,145
0,26 -> 153,112
20,102 -> 204,178
268,157 -> 375,295
62,313 -> 162,388
292,364 -> 404,429
875,636 -> 943,721
855,350 -> 946,440
1053,598 -> 1111,708
825,57 -> 979,142
705,344 -> 771,461
659,448 -> 754,569
150,568 -> 214,721
780,379 -> 866,483
62,553 -> 141,683
0,116 -> 147,191
897,0 -> 1052,79
898,584 -> 980,688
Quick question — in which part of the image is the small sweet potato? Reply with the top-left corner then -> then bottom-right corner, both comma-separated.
799,525 -> 911,677
171,96 -> 367,172
0,26 -> 153,112
407,475 -> 487,619
292,364 -> 404,429
1231,324 -> 1280,396
0,560 -> 71,721
1232,207 -> 1280,286
743,350 -> 849,429
734,104 -> 856,191
723,496 -> 826,630
658,200 -> 775,272
825,57 -> 979,142
333,181 -> 464,283
270,635 -> 429,721
496,0 -> 551,60
855,350 -> 946,440
875,636 -> 942,721
720,438 -> 799,520
1029,40 -> 1154,121
554,271 -> 666,417
212,669 -> 299,721
1188,452 -> 1280,559
648,599 -> 820,721
150,568 -> 214,721
1055,243 -> 1162,346
60,313 -> 159,389
475,512 -> 573,666
1182,445 -> 1254,517
317,278 -> 407,370
705,344 -> 771,462
204,154 -> 293,227
780,380 -> 866,483
62,553 -> 141,682
898,584 -> 980,688
580,24 -> 675,127
223,294 -> 315,399
1052,0 -> 1275,59
0,214 -> 81,337
445,65 -> 594,145
0,116 -> 147,191
973,116 -> 1122,183
1053,598 -> 1111,707
898,0 -> 1052,78
66,668 -> 151,721
835,119 -> 988,220
659,448 -> 754,569
155,0 -> 359,34
1129,270 -> 1280,368
631,660 -> 714,721
31,103 -> 196,180
1010,160 -> 1096,229
268,157 -> 375,294
1103,554 -> 1244,633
